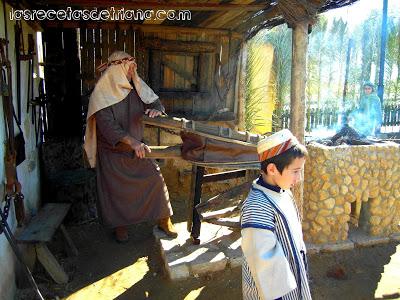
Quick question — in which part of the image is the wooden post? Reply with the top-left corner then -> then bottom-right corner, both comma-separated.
190,166 -> 205,244
290,21 -> 309,218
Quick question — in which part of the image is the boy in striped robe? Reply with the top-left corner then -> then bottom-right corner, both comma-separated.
241,129 -> 312,300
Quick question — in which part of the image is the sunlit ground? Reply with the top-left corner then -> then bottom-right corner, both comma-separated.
65,257 -> 150,300
63,255 -> 207,300
374,244 -> 400,299
183,286 -> 205,300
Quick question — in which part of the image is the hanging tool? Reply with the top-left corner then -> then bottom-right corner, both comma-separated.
1,0 -> 26,223
30,78 -> 48,146
1,37 -> 27,223
26,34 -> 35,115
14,21 -> 22,123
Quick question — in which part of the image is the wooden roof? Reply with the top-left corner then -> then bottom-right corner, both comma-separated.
10,0 -> 359,39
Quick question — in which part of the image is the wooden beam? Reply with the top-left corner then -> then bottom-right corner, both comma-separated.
43,22 -> 243,39
277,0 -> 319,28
149,50 -> 161,92
196,181 -> 251,216
202,169 -> 246,183
37,1 -> 269,11
163,57 -> 197,84
290,20 -> 309,219
158,91 -> 210,100
17,203 -> 71,243
290,21 -> 308,144
235,5 -> 279,33
142,115 -> 262,145
145,145 -> 182,159
200,206 -> 239,221
204,218 -> 240,228
199,0 -> 254,27
143,38 -> 216,52
36,243 -> 69,284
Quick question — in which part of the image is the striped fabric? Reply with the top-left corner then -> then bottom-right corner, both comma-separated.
258,139 -> 293,162
241,185 -> 312,300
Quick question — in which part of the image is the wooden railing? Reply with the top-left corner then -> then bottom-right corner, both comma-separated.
279,104 -> 400,131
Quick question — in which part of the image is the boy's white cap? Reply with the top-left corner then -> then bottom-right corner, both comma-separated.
257,129 -> 299,162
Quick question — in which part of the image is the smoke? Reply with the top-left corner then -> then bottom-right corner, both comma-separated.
348,109 -> 378,137
307,125 -> 338,141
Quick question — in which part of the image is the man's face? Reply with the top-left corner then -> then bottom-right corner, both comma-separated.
364,86 -> 373,95
126,60 -> 137,81
272,157 -> 306,190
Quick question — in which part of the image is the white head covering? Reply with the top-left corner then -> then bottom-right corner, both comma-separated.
257,129 -> 299,162
83,51 -> 159,168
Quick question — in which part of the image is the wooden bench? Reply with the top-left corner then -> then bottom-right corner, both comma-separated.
17,203 -> 78,284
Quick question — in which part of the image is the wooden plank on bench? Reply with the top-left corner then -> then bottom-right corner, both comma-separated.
17,203 -> 71,243
36,243 -> 69,284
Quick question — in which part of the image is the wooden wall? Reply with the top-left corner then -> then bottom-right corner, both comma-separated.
78,26 -> 243,121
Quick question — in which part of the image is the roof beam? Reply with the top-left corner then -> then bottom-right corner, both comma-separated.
42,21 -> 244,39
235,5 -> 278,33
34,1 -> 269,11
199,0 -> 256,27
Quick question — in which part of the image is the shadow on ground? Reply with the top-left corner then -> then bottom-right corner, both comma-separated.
15,199 -> 399,300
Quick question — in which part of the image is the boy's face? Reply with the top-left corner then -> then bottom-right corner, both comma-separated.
265,157 -> 306,190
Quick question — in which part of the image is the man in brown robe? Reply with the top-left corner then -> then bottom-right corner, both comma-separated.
84,51 -> 176,242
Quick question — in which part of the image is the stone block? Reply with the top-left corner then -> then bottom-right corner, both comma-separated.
344,176 -> 352,185
370,216 -> 381,226
169,263 -> 190,281
369,187 -> 380,198
324,198 -> 335,210
320,241 -> 354,252
189,251 -> 227,275
229,255 -> 244,269
305,243 -> 321,255
352,236 -> 390,248
315,216 -> 327,226
335,196 -> 345,206
319,209 -> 331,217
348,165 -> 359,176
390,233 -> 400,242
340,185 -> 348,195
333,207 -> 344,215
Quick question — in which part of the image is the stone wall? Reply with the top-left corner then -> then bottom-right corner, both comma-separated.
303,142 -> 400,244
41,137 -> 98,224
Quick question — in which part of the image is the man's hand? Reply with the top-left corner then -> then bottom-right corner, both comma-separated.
126,59 -> 138,82
121,135 -> 151,158
145,109 -> 162,118
132,140 -> 151,159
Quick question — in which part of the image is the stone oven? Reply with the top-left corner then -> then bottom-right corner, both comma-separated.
303,141 -> 400,244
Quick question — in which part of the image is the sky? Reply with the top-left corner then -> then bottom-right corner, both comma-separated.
322,0 -> 400,33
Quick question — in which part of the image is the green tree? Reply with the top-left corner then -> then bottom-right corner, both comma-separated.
262,25 -> 292,130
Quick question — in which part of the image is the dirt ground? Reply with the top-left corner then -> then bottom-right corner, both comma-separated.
15,199 -> 400,300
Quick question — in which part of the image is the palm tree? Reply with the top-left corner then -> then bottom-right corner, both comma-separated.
262,25 -> 292,130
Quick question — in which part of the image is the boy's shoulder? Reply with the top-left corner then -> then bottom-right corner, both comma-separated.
242,187 -> 275,211
241,186 -> 276,229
